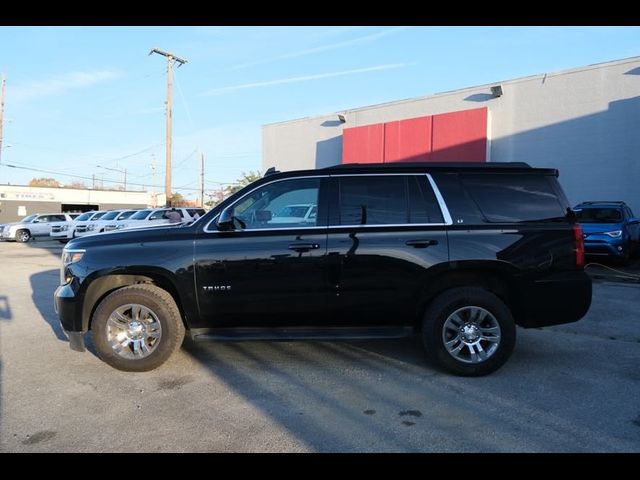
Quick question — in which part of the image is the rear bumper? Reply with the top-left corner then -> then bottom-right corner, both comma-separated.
515,270 -> 592,328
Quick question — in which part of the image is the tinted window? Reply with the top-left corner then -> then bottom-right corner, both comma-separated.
339,176 -> 406,225
21,214 -> 38,223
460,174 -> 566,223
52,215 -> 67,222
408,176 -> 444,224
232,178 -> 320,230
338,176 -> 443,225
575,208 -> 623,223
92,211 -> 108,220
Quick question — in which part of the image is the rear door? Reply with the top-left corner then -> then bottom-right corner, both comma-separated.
326,174 -> 450,326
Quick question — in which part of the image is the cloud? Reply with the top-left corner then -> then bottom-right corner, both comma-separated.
225,26 -> 411,71
200,63 -> 414,97
10,69 -> 121,102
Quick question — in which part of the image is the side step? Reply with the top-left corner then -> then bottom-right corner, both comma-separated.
190,326 -> 413,342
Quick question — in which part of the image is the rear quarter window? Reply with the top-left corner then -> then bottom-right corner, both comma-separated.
459,173 -> 567,223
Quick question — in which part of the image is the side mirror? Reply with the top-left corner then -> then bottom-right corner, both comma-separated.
217,207 -> 235,231
629,218 -> 640,225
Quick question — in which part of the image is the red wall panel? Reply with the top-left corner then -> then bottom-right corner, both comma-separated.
430,107 -> 487,162
384,116 -> 432,163
342,124 -> 385,164
341,107 -> 487,164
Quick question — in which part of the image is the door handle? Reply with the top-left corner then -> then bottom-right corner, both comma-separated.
405,239 -> 439,248
288,242 -> 320,253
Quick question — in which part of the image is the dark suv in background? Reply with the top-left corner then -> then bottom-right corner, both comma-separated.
573,201 -> 639,265
55,163 -> 592,376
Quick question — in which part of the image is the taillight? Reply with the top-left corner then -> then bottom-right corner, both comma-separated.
573,224 -> 585,268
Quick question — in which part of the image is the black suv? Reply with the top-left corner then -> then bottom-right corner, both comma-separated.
54,163 -> 592,376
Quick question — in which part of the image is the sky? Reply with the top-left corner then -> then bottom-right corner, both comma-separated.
0,26 -> 639,201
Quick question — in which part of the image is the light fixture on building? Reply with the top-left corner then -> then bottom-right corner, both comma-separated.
490,85 -> 503,97
337,114 -> 346,123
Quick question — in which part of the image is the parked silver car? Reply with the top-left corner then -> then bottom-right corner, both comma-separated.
2,213 -> 80,242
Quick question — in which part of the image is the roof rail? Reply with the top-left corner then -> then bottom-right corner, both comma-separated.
575,201 -> 627,206
325,162 -> 532,169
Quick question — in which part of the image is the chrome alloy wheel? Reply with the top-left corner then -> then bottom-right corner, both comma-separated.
106,304 -> 162,359
442,306 -> 501,364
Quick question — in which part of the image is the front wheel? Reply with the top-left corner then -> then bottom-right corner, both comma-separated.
15,229 -> 31,243
92,284 -> 185,372
422,287 -> 516,376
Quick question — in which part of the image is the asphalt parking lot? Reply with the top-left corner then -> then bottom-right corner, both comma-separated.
0,240 -> 639,452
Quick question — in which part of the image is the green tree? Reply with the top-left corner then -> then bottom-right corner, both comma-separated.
28,177 -> 61,187
169,192 -> 187,207
225,170 -> 262,196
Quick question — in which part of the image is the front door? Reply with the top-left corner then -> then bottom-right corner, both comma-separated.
194,177 -> 329,328
326,174 -> 450,326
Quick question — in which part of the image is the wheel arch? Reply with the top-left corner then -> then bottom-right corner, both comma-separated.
416,261 -> 522,331
82,270 -> 189,332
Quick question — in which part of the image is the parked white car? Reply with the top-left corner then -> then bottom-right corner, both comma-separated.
2,212 -> 80,242
269,204 -> 317,224
101,210 -> 140,232
76,210 -> 130,237
50,210 -> 103,242
72,211 -> 109,237
118,208 -> 200,230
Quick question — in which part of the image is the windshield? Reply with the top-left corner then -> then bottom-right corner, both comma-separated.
131,209 -> 152,220
75,212 -> 95,221
575,208 -> 622,223
101,211 -> 122,221
21,214 -> 38,223
117,210 -> 137,220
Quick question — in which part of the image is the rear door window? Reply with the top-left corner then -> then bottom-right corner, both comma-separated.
459,174 -> 567,223
338,175 -> 443,225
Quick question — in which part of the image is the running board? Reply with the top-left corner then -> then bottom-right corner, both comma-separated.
190,326 -> 413,342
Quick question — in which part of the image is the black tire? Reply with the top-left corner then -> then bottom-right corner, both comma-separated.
15,229 -> 31,243
422,287 -> 516,376
92,284 -> 185,372
58,239 -> 69,244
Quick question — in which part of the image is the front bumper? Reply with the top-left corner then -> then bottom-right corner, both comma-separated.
54,283 -> 86,351
584,238 -> 626,257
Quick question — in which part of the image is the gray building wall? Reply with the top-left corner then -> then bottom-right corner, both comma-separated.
263,56 -> 640,214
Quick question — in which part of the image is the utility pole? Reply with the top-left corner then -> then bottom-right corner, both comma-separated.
200,151 -> 205,208
0,74 -> 6,167
149,48 -> 187,207
92,174 -> 95,189
150,153 -> 157,207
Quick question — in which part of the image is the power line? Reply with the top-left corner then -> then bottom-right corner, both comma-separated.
2,161 -> 206,192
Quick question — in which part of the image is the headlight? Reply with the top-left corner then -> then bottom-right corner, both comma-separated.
62,249 -> 85,266
116,224 -> 125,229
87,224 -> 95,231
61,225 -> 69,231
605,230 -> 622,238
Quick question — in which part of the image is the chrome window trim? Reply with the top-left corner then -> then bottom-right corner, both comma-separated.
426,173 -> 453,225
203,172 -> 453,233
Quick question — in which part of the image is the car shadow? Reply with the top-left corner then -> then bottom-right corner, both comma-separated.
30,269 -> 68,342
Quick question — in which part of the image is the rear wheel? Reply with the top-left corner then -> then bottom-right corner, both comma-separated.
92,284 -> 185,372
422,287 -> 516,376
15,229 -> 31,243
